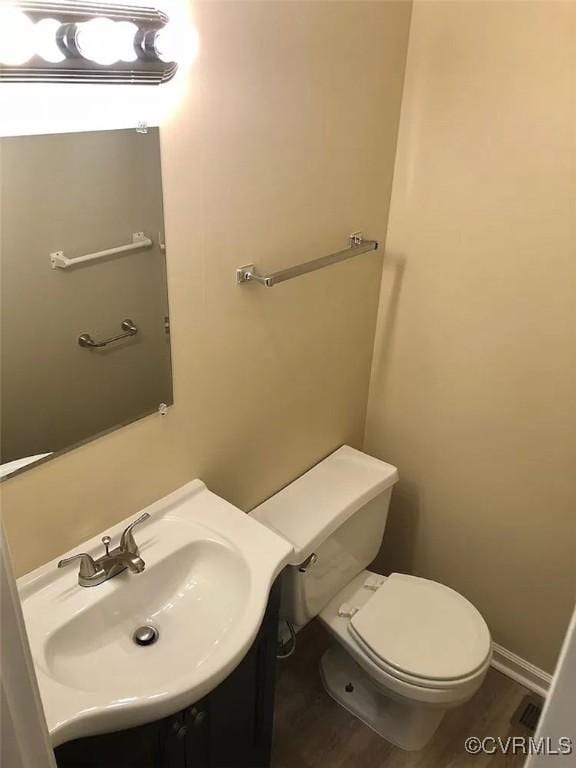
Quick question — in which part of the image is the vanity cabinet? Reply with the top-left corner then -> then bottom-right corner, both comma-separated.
54,579 -> 281,768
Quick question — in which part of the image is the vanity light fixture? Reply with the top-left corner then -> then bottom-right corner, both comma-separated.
0,2 -> 179,84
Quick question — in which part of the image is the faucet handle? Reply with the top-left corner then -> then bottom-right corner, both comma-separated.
58,553 -> 100,580
119,512 -> 150,555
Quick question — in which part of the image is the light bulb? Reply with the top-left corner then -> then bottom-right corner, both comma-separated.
153,23 -> 190,64
75,17 -> 120,66
115,21 -> 138,63
0,7 -> 35,65
34,18 -> 65,63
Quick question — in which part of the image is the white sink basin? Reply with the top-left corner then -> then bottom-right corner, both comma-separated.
19,480 -> 293,747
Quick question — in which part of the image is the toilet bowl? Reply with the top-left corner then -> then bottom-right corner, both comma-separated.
251,446 -> 492,751
318,570 -> 491,749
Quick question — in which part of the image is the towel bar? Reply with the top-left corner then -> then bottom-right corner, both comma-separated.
51,233 -> 152,270
236,233 -> 378,288
78,319 -> 138,349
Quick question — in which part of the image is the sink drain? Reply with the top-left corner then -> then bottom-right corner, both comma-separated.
133,625 -> 159,647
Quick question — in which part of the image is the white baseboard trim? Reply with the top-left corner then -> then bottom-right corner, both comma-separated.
491,643 -> 552,698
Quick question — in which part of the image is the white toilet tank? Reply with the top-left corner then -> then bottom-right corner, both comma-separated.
251,446 -> 398,627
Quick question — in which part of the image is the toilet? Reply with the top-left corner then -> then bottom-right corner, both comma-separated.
251,445 -> 492,751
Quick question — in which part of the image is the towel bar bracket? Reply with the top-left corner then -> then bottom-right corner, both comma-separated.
236,264 -> 271,287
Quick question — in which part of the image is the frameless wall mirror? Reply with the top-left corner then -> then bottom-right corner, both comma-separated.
0,127 -> 173,479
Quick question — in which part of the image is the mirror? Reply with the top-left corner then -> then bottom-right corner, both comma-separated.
0,127 -> 173,479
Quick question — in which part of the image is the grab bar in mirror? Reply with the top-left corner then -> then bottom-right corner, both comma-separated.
236,233 -> 378,288
50,232 -> 153,270
78,319 -> 138,349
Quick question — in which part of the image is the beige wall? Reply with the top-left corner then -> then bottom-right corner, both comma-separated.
0,2 -> 412,576
366,0 -> 576,673
1,129 -> 171,462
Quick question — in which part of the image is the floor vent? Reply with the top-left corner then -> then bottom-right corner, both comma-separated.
513,695 -> 543,732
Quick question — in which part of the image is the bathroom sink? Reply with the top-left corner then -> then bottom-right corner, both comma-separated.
18,480 -> 293,747
44,541 -> 249,695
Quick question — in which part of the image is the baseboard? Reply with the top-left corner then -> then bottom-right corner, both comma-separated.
491,643 -> 552,699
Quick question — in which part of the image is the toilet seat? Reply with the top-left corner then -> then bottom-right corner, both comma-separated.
319,570 -> 492,706
348,573 -> 492,688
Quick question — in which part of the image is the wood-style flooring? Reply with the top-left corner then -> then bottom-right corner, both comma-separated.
272,621 -> 534,768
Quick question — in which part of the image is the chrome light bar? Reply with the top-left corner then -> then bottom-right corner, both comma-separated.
0,2 -> 178,84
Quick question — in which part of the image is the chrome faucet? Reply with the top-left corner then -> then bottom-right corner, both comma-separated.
58,513 -> 150,587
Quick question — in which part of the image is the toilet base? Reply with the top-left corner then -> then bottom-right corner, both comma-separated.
319,645 -> 446,751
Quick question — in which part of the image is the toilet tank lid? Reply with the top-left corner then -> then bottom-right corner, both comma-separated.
250,446 -> 398,566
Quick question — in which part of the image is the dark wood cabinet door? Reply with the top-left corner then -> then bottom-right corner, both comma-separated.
183,705 -> 210,768
54,715 -> 177,768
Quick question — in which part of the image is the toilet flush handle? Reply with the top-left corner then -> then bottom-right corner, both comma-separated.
298,553 -> 318,573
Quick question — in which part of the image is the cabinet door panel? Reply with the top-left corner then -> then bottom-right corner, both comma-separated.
55,717 -> 170,768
